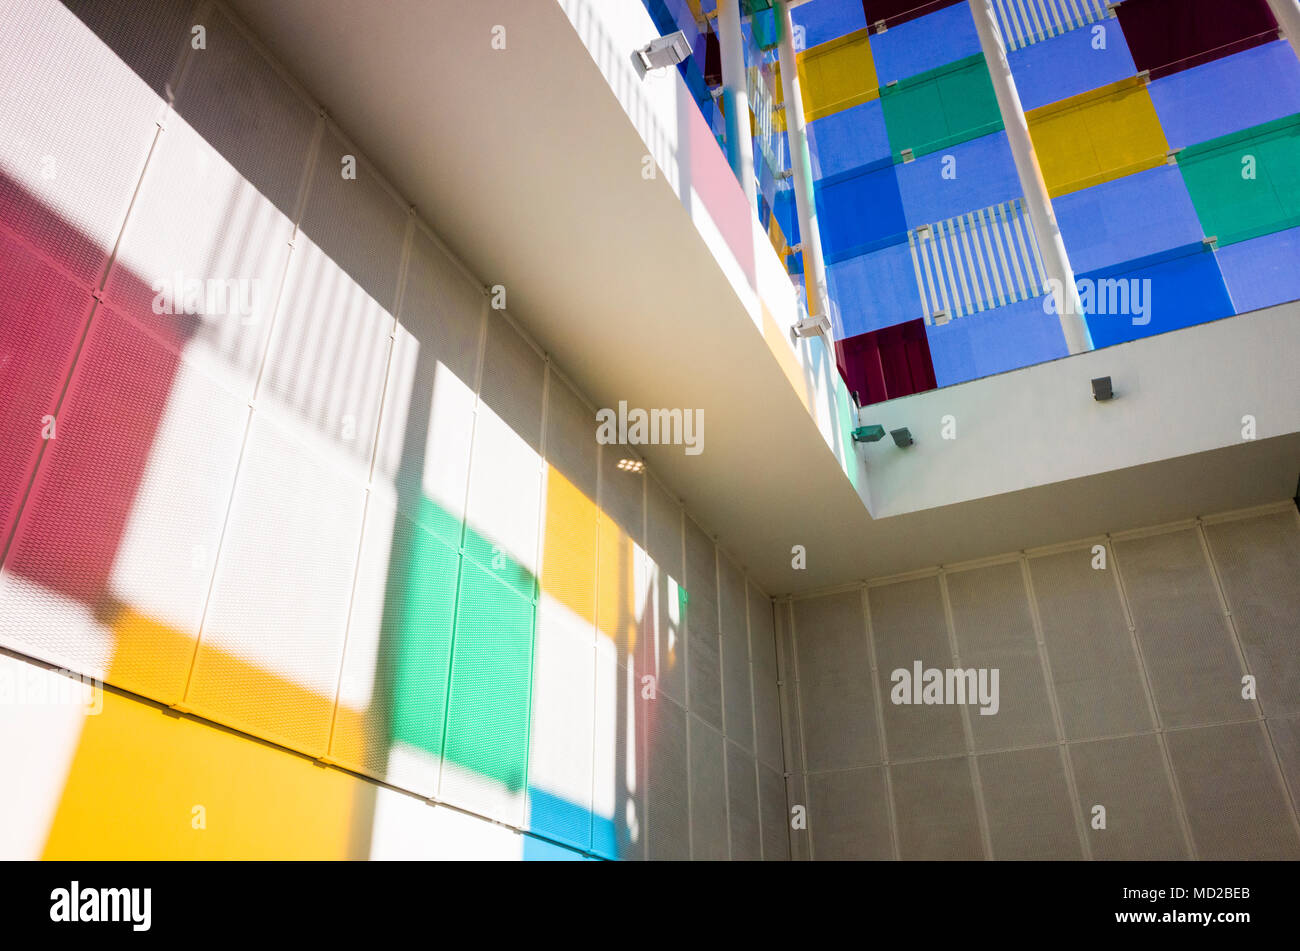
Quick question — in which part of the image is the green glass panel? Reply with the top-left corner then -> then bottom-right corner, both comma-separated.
1177,113 -> 1300,246
880,53 -> 1003,161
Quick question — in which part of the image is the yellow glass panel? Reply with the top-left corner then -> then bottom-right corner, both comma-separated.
797,29 -> 879,122
1027,77 -> 1170,198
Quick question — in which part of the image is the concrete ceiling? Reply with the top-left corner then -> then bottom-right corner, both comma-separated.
227,0 -> 1300,596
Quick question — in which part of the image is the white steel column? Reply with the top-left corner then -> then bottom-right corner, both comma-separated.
776,0 -> 832,320
968,0 -> 1092,354
718,0 -> 758,208
1267,0 -> 1300,62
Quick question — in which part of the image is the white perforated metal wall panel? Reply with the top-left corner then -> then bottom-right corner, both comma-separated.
689,713 -> 728,860
592,640 -> 645,860
1115,530 -> 1248,728
945,562 -> 1055,752
1204,512 -> 1300,718
187,412 -> 366,756
1165,720 -> 1300,859
758,760 -> 789,861
749,586 -> 783,771
1028,546 -> 1153,740
1068,734 -> 1188,860
977,746 -> 1082,860
646,695 -> 690,860
890,756 -> 984,860
793,591 -> 879,771
727,740 -> 761,860
807,766 -> 892,860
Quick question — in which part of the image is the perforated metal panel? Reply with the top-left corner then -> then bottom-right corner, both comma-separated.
543,375 -> 597,502
793,591 -> 878,770
721,563 -> 755,752
945,562 -> 1055,752
0,229 -> 92,550
645,478 -> 686,705
646,695 -> 690,860
872,576 -> 967,761
1204,512 -> 1300,718
171,6 -> 315,217
727,740 -> 761,861
890,756 -> 984,860
188,412 -> 366,756
105,111 -> 292,400
0,306 -> 245,703
1028,547 -> 1152,740
750,587 -> 783,771
1068,734 -> 1188,860
62,0 -> 195,97
439,558 -> 535,828
1115,530 -> 1248,728
1166,721 -> 1300,859
462,403 -> 541,600
807,766 -> 892,860
478,312 -> 544,454
260,234 -> 395,463
371,226 -> 485,541
298,127 -> 406,313
977,746 -> 1081,859
689,714 -> 728,860
758,761 -> 789,861
0,0 -> 166,285
528,590 -> 596,851
330,496 -> 456,798
1267,716 -> 1300,803
592,643 -> 645,860
684,515 -> 718,618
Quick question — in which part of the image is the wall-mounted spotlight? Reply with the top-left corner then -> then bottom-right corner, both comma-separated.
1091,376 -> 1114,402
890,427 -> 913,448
636,31 -> 692,72
852,424 -> 886,443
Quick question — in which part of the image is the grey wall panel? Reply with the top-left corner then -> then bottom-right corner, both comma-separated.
722,613 -> 755,753
870,577 -> 966,761
786,768 -> 811,861
977,747 -> 1081,860
807,767 -> 892,860
758,761 -> 790,861
793,592 -> 879,770
1028,547 -> 1152,740
727,740 -> 762,860
1267,716 -> 1300,805
718,552 -> 747,642
685,519 -> 722,729
63,0 -> 194,97
1068,734 -> 1188,860
645,477 -> 682,581
946,563 -> 1056,752
689,714 -> 729,859
646,696 -> 691,860
891,756 -> 984,860
172,5 -> 317,218
1166,720 -> 1300,860
542,375 -> 597,501
750,587 -> 783,770
298,127 -> 407,312
479,312 -> 545,455
644,482 -> 684,701
1204,512 -> 1300,717
684,516 -> 718,621
1116,530 -> 1248,728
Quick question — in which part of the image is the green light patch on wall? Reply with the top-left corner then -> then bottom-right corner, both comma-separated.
1176,113 -> 1300,247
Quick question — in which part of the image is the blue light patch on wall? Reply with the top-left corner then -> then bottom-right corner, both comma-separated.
1054,165 -> 1204,274
528,784 -> 592,853
827,239 -> 924,337
1008,25 -> 1138,112
868,2 -> 980,85
1215,225 -> 1300,314
895,131 -> 1019,228
792,0 -> 868,49
1077,245 -> 1234,349
815,161 -> 908,262
522,834 -> 593,861
926,295 -> 1068,387
1149,41 -> 1300,150
807,99 -> 892,180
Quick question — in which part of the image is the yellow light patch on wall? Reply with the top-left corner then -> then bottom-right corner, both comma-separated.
1026,76 -> 1170,197
104,603 -> 196,706
761,302 -> 811,414
776,29 -> 880,122
41,688 -> 366,859
541,466 -> 598,625
596,515 -> 638,661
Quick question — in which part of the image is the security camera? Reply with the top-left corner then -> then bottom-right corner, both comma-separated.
637,31 -> 692,71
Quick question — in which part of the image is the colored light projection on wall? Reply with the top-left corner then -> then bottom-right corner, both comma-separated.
788,0 -> 1300,399
0,0 -> 788,861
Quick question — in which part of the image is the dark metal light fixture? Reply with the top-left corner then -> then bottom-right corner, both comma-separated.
852,424 -> 886,443
1092,376 -> 1114,401
890,427 -> 913,448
